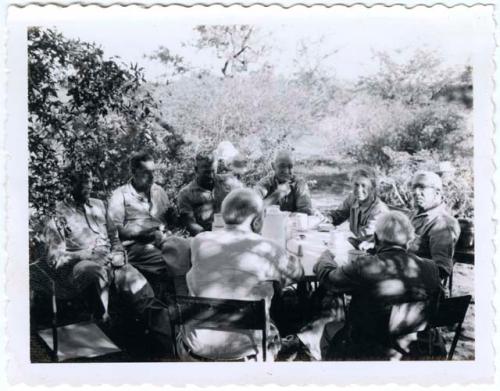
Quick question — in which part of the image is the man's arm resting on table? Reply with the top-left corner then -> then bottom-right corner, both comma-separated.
313,250 -> 360,293
329,196 -> 351,226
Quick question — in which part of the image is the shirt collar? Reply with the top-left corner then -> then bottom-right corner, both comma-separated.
414,202 -> 446,219
376,243 -> 408,254
352,194 -> 377,211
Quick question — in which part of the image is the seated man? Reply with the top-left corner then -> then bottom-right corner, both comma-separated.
44,173 -> 176,356
254,150 -> 313,215
178,151 -> 243,236
107,152 -> 190,294
329,167 -> 388,250
310,211 -> 443,360
410,171 -> 461,280
178,188 -> 304,361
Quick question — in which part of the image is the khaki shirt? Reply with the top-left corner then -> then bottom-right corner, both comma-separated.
177,174 -> 243,231
107,182 -> 170,245
330,194 -> 389,240
44,198 -> 120,267
410,203 -> 460,278
182,228 -> 304,360
254,175 -> 313,215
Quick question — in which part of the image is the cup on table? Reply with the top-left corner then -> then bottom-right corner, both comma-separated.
296,213 -> 308,232
212,213 -> 224,231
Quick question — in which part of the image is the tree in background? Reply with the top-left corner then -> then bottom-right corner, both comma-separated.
193,25 -> 269,77
28,27 -> 180,254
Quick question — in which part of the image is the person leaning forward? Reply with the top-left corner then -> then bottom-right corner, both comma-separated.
178,150 -> 243,236
178,188 -> 304,361
311,211 -> 443,360
43,172 -> 177,356
107,152 -> 191,295
409,171 -> 460,280
254,150 -> 313,215
329,167 -> 388,251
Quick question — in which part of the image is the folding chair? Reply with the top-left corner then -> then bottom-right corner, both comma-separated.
428,294 -> 472,360
30,260 -> 121,362
168,295 -> 268,361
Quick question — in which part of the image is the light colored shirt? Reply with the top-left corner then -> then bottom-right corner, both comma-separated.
254,175 -> 313,215
410,203 -> 460,277
330,194 -> 389,240
107,182 -> 170,244
182,227 -> 304,360
177,174 -> 243,231
44,198 -> 119,267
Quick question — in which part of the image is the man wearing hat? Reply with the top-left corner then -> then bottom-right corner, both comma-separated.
410,171 -> 461,280
178,150 -> 244,236
108,151 -> 191,294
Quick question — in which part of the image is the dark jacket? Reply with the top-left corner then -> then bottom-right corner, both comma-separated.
314,244 -> 442,360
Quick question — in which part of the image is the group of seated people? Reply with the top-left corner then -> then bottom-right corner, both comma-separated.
42,145 -> 461,361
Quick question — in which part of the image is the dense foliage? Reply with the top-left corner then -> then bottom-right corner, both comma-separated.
29,26 -> 474,253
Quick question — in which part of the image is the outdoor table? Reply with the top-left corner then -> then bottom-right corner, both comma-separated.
286,228 -> 353,277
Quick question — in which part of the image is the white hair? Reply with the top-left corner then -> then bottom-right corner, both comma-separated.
221,188 -> 263,225
375,211 -> 415,246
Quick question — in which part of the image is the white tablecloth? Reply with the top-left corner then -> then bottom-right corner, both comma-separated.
286,229 -> 354,276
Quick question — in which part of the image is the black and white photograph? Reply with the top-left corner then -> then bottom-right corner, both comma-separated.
3,1 -> 497,386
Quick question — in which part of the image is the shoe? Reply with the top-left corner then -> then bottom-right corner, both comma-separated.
277,334 -> 311,361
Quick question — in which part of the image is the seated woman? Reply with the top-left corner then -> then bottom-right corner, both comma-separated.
329,167 -> 388,250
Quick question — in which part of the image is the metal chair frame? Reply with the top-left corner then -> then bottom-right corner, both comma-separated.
168,295 -> 268,361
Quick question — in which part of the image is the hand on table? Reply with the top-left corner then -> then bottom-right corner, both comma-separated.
359,241 -> 375,252
313,249 -> 337,283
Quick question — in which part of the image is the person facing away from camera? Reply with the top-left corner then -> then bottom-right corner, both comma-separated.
310,211 -> 443,360
254,150 -> 313,215
107,151 -> 191,296
177,150 -> 243,236
178,188 -> 304,361
329,167 -> 389,251
43,172 -> 178,356
409,171 -> 461,280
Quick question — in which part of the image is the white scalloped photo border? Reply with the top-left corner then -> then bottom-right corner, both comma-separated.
1,1 -> 497,387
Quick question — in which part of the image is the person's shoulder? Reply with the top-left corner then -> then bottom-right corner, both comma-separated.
292,176 -> 308,187
109,183 -> 129,197
88,197 -> 105,208
354,252 -> 380,268
178,180 -> 195,197
151,183 -> 168,196
374,197 -> 389,212
431,206 -> 460,231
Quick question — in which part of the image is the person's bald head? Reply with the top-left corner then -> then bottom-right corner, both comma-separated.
411,171 -> 443,212
272,150 -> 294,183
221,188 -> 264,230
